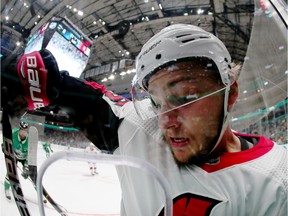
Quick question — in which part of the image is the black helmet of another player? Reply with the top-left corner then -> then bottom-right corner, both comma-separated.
19,121 -> 28,130
18,121 -> 28,142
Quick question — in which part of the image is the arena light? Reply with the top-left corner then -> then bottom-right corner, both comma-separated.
126,70 -> 130,74
197,8 -> 204,14
108,74 -> 115,80
101,78 -> 108,82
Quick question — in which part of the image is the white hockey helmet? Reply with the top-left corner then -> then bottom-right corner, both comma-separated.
134,24 -> 232,90
132,24 -> 234,120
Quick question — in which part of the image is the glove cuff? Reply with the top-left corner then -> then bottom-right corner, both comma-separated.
84,81 -> 107,94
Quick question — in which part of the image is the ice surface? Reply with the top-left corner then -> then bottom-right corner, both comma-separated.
0,138 -> 121,216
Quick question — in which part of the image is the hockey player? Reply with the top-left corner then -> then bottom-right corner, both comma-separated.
84,143 -> 100,175
42,142 -> 53,158
3,121 -> 30,200
1,24 -> 287,215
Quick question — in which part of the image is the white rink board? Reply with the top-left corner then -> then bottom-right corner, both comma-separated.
0,132 -> 121,216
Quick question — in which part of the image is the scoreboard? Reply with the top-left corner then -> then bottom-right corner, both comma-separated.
25,16 -> 92,78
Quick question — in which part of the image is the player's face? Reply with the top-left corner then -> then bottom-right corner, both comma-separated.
19,129 -> 27,141
148,62 -> 225,165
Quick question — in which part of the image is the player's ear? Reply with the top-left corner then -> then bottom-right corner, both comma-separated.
228,81 -> 238,111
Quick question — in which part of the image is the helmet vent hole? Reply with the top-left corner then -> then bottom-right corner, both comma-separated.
176,34 -> 191,38
141,65 -> 145,70
181,36 -> 209,44
182,38 -> 195,43
156,54 -> 162,60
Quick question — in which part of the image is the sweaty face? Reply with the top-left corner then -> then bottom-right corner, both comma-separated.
147,61 -> 226,165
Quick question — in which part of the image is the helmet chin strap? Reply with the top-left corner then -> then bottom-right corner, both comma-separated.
209,85 -> 231,154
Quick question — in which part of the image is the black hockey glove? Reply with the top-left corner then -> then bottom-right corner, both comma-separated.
2,49 -> 122,152
1,49 -> 107,117
1,49 -> 61,117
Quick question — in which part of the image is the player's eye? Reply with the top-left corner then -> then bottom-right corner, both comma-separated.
166,94 -> 199,107
150,93 -> 199,113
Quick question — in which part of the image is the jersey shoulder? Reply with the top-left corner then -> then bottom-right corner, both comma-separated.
200,133 -> 282,173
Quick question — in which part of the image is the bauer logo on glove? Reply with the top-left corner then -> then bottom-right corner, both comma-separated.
17,51 -> 50,110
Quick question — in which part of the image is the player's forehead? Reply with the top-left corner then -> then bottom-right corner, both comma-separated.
148,59 -> 220,93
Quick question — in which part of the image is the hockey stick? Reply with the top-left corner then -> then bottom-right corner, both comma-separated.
2,109 -> 31,215
37,151 -> 173,216
27,126 -> 68,215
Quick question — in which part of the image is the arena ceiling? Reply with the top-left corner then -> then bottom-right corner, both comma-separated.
1,0 -> 287,130
1,0 -> 253,66
1,0 -> 254,94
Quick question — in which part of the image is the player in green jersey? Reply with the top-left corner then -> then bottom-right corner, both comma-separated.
3,121 -> 29,200
42,142 -> 53,158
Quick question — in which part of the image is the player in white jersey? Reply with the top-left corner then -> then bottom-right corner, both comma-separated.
84,143 -> 100,175
1,24 -> 287,215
